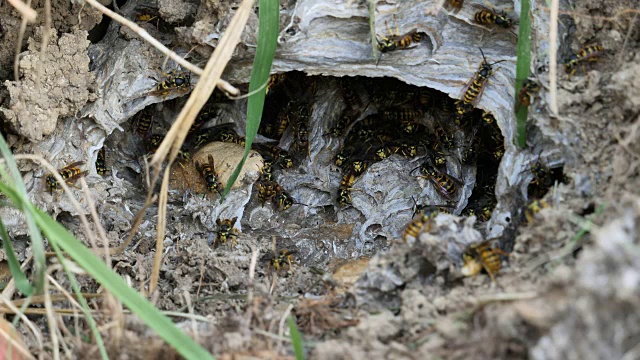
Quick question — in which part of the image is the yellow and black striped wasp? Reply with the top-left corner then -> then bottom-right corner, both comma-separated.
267,249 -> 297,274
375,15 -> 423,65
96,147 -> 108,176
474,6 -> 516,35
564,45 -> 606,78
461,240 -> 508,283
516,79 -> 540,111
44,161 -> 88,199
257,179 -> 281,206
266,73 -> 287,95
195,154 -> 223,195
403,203 -> 454,243
524,199 -> 549,223
415,161 -> 462,201
134,110 -> 154,137
215,217 -> 239,246
146,69 -> 192,97
459,48 -> 506,109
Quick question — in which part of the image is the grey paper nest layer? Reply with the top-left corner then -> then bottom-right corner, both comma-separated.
7,0 -> 558,269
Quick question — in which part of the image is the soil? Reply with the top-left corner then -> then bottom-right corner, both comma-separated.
0,0 -> 639,359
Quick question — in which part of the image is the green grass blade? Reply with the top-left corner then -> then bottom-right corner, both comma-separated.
287,316 -> 305,360
27,206 -> 214,360
0,218 -> 33,296
0,134 -> 46,292
222,0 -> 279,199
515,0 -> 533,148
49,240 -> 108,359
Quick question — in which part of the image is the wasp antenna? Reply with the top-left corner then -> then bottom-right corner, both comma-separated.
409,164 -> 423,176
479,47 -> 487,62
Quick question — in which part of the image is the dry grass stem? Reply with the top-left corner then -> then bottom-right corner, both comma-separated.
14,0 -> 33,81
0,294 -> 44,352
81,0 -> 238,95
43,273 -> 60,360
149,169 -> 170,294
7,0 -> 37,22
79,178 -> 112,266
0,320 -> 35,360
548,0 -> 559,115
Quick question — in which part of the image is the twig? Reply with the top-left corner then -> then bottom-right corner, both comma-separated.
13,0 -> 33,81
79,178 -> 112,267
277,304 -> 294,350
80,0 -> 238,96
43,270 -> 60,360
474,291 -> 538,306
110,193 -> 157,255
0,294 -> 43,353
6,0 -> 37,22
36,0 -> 52,90
548,0 -> 559,115
0,319 -> 35,360
618,12 -> 638,66
149,169 -> 170,294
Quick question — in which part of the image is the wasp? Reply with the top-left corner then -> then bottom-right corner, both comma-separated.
45,161 -> 87,198
417,162 -> 461,200
399,143 -> 418,158
529,156 -> 551,187
461,241 -> 508,283
268,249 -> 297,273
215,217 -> 239,246
266,73 -> 287,95
375,15 -> 422,65
376,25 -> 422,53
189,107 -> 215,137
431,144 -> 447,167
260,159 -> 274,181
461,127 -> 480,164
257,179 -> 280,206
134,111 -> 154,136
474,8 -> 515,31
524,199 -> 549,223
516,79 -> 540,110
146,134 -> 165,153
373,145 -> 396,162
402,205 -> 443,243
275,190 -> 294,211
337,188 -> 352,206
252,143 -> 293,169
564,45 -> 606,77
96,148 -> 108,176
350,160 -> 368,175
460,49 -> 506,107
340,171 -> 358,190
334,148 -> 354,168
149,69 -> 191,97
481,110 -> 496,127
328,112 -> 356,138
195,155 -> 223,194
462,207 -> 476,217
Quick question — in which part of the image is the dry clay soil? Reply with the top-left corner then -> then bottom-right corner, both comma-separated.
0,0 -> 639,359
